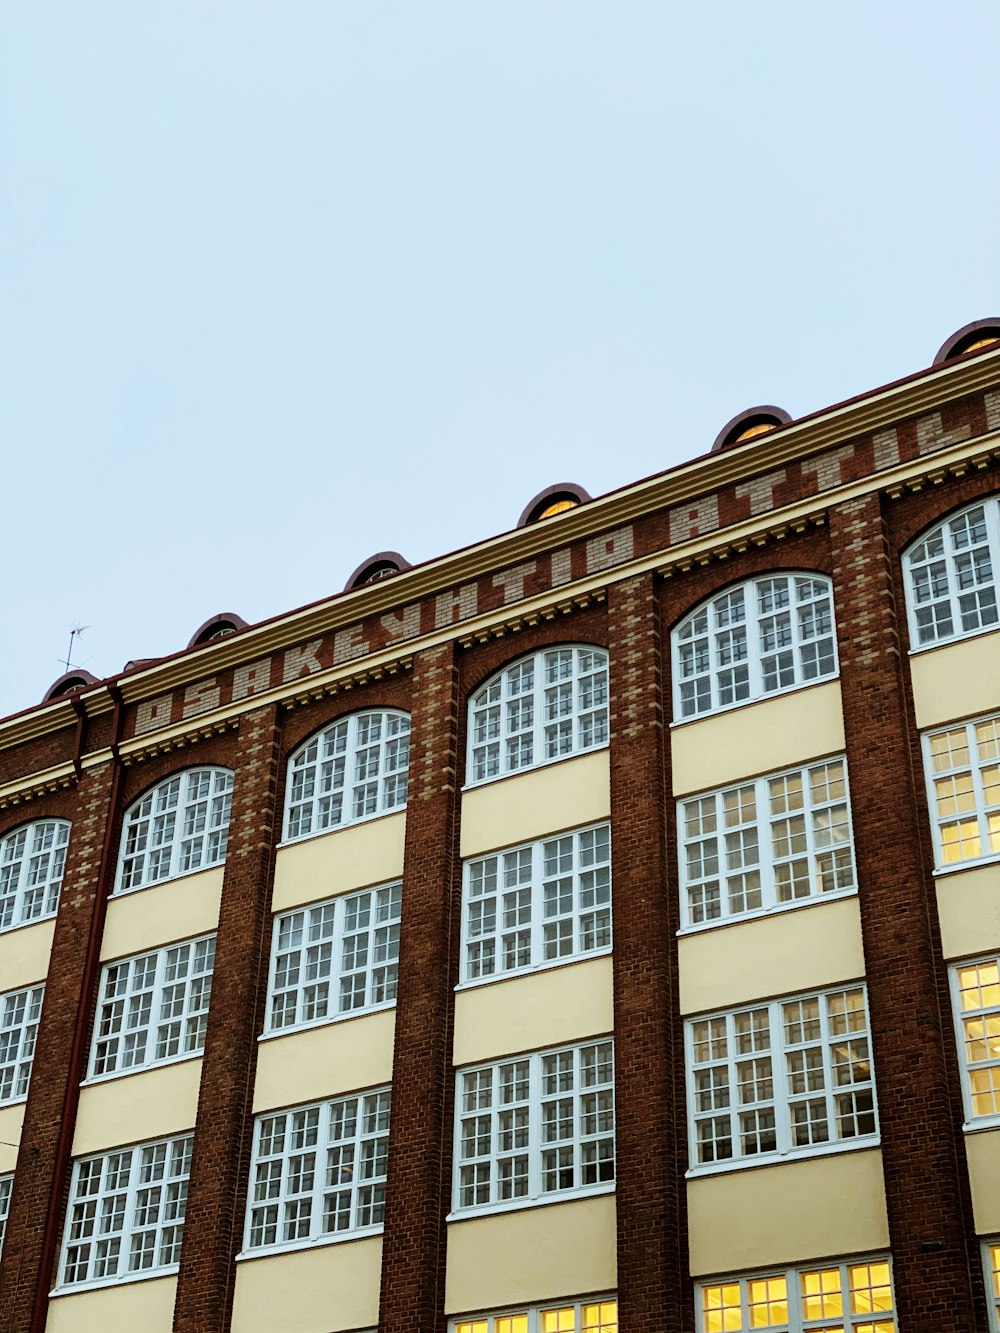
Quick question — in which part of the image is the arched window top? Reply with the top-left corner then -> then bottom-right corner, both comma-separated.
115,768 -> 234,895
902,496 -> 1000,650
672,573 -> 838,721
711,406 -> 792,454
344,552 -> 411,592
42,670 -> 99,703
284,709 -> 411,843
933,318 -> 1000,365
1,819 -> 71,931
467,645 -> 609,786
187,613 -> 248,649
517,483 -> 592,528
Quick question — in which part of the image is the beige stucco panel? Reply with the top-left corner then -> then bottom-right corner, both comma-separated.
966,1128 -> 1000,1233
461,751 -> 611,859
253,1009 -> 395,1113
688,1149 -> 888,1275
72,1059 -> 202,1156
910,632 -> 1000,730
46,1275 -> 177,1333
671,682 -> 845,797
271,812 -> 406,914
445,1195 -> 617,1314
453,958 -> 614,1066
230,1236 -> 382,1333
100,865 -> 223,962
0,1102 -> 24,1173
0,919 -> 55,991
679,898 -> 866,1015
935,863 -> 1000,960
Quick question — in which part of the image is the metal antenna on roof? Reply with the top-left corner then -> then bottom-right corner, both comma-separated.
61,625 -> 90,672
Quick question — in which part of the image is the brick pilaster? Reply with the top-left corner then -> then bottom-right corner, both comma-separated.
379,643 -> 460,1332
829,494 -> 982,1330
607,575 -> 688,1327
172,705 -> 282,1333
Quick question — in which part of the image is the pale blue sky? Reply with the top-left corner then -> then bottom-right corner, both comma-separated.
1,2 -> 998,718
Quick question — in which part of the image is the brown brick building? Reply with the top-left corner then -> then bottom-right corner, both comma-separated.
2,322 -> 1000,1333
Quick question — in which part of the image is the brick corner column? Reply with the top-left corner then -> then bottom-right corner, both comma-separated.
172,704 -> 282,1333
379,642 -> 460,1333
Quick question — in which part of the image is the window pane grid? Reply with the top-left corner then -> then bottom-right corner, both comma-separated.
952,956 -> 1000,1123
455,1040 -> 615,1214
699,1259 -> 896,1332
89,936 -> 216,1078
0,1173 -> 11,1256
680,759 -> 856,927
462,825 -> 612,982
674,575 -> 837,720
285,711 -> 410,841
984,1240 -> 1000,1333
925,716 -> 1000,867
453,1300 -> 618,1333
469,648 -> 609,785
266,882 -> 402,1032
117,769 -> 234,893
0,820 -> 70,932
0,983 -> 43,1104
244,1089 -> 390,1252
688,987 -> 877,1169
904,498 -> 1000,648
58,1134 -> 192,1287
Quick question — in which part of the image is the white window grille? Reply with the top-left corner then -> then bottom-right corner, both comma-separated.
951,956 -> 1000,1125
0,819 -> 70,932
243,1089 -> 391,1254
454,1039 -> 615,1215
903,497 -> 1000,648
923,715 -> 1000,868
462,824 -> 611,982
452,1298 -> 618,1333
468,647 -> 609,785
698,1258 -> 896,1332
266,883 -> 402,1032
672,574 -> 837,721
116,768 -> 234,894
0,983 -> 43,1105
0,1173 -> 11,1256
687,986 -> 877,1171
284,710 -> 410,841
88,935 -> 216,1078
679,758 -> 856,928
58,1134 -> 192,1287
985,1239 -> 1000,1333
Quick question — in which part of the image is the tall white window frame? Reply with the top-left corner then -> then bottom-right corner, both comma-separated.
57,1133 -> 192,1289
903,496 -> 1000,649
467,647 -> 609,786
284,710 -> 411,842
0,1173 -> 11,1256
452,1297 -> 619,1333
0,819 -> 70,932
678,757 -> 857,929
686,985 -> 878,1173
950,955 -> 1000,1127
115,768 -> 234,895
265,882 -> 402,1033
672,573 -> 838,721
453,1039 -> 615,1217
984,1238 -> 1000,1333
242,1088 -> 391,1256
461,824 -> 612,983
697,1257 -> 897,1332
923,715 -> 1000,869
0,983 -> 43,1105
87,935 -> 216,1080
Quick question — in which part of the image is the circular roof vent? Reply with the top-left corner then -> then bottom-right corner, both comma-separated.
711,406 -> 792,454
187,613 -> 248,649
933,319 -> 1000,365
344,552 -> 411,592
517,483 -> 592,528
42,669 -> 99,703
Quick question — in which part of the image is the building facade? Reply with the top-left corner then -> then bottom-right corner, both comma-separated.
2,323 -> 1000,1333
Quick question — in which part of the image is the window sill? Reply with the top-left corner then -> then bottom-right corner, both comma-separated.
276,804 -> 406,851
670,674 -> 840,729
236,1224 -> 384,1262
456,947 -> 613,992
447,1181 -> 615,1223
110,861 -> 226,902
81,1051 -> 203,1088
0,911 -> 59,938
933,852 -> 1000,878
963,1117 -> 1000,1135
258,1002 -> 396,1042
50,1262 -> 179,1298
461,743 -> 609,794
686,1135 -> 880,1179
907,622 -> 1000,656
0,1093 -> 27,1110
678,888 -> 858,936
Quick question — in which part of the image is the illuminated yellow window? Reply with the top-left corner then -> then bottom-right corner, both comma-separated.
952,958 -> 1000,1122
456,1323 -> 490,1333
497,1318 -> 529,1333
451,1302 -> 615,1333
960,336 -> 999,354
986,1240 -> 1000,1326
581,1300 -> 617,1332
735,421 -> 777,442
701,1283 -> 743,1332
747,1275 -> 787,1327
539,498 -> 578,519
541,1309 -> 576,1332
925,714 -> 1000,869
800,1266 -> 843,1319
699,1261 -> 896,1332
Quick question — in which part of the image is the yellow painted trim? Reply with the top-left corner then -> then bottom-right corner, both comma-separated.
460,750 -> 610,858
0,1102 -> 24,1172
99,866 -> 224,961
252,1010 -> 395,1112
0,918 -> 55,991
45,1275 -> 178,1333
966,1128 -> 1000,1233
72,1060 -> 202,1156
271,813 -> 406,914
230,1236 -> 381,1333
935,864 -> 1000,959
909,630 -> 1000,729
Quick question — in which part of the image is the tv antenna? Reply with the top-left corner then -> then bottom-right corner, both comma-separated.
61,625 -> 90,673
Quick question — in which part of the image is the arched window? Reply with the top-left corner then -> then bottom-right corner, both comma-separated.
0,819 -> 71,931
468,646 -> 609,785
284,710 -> 411,842
673,573 -> 838,721
116,768 -> 235,894
902,497 -> 1000,649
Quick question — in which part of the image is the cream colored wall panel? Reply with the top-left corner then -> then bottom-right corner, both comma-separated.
100,866 -> 224,962
253,1010 -> 395,1113
46,1275 -> 177,1333
72,1059 -> 202,1156
0,919 -> 55,990
679,899 -> 866,1015
935,864 -> 1000,960
231,1236 -> 382,1333
910,632 -> 1000,730
272,812 -> 406,914
460,751 -> 611,858
453,958 -> 614,1065
966,1129 -> 1000,1233
688,1150 -> 888,1275
445,1195 -> 617,1314
671,682 -> 845,797
0,1102 -> 24,1172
